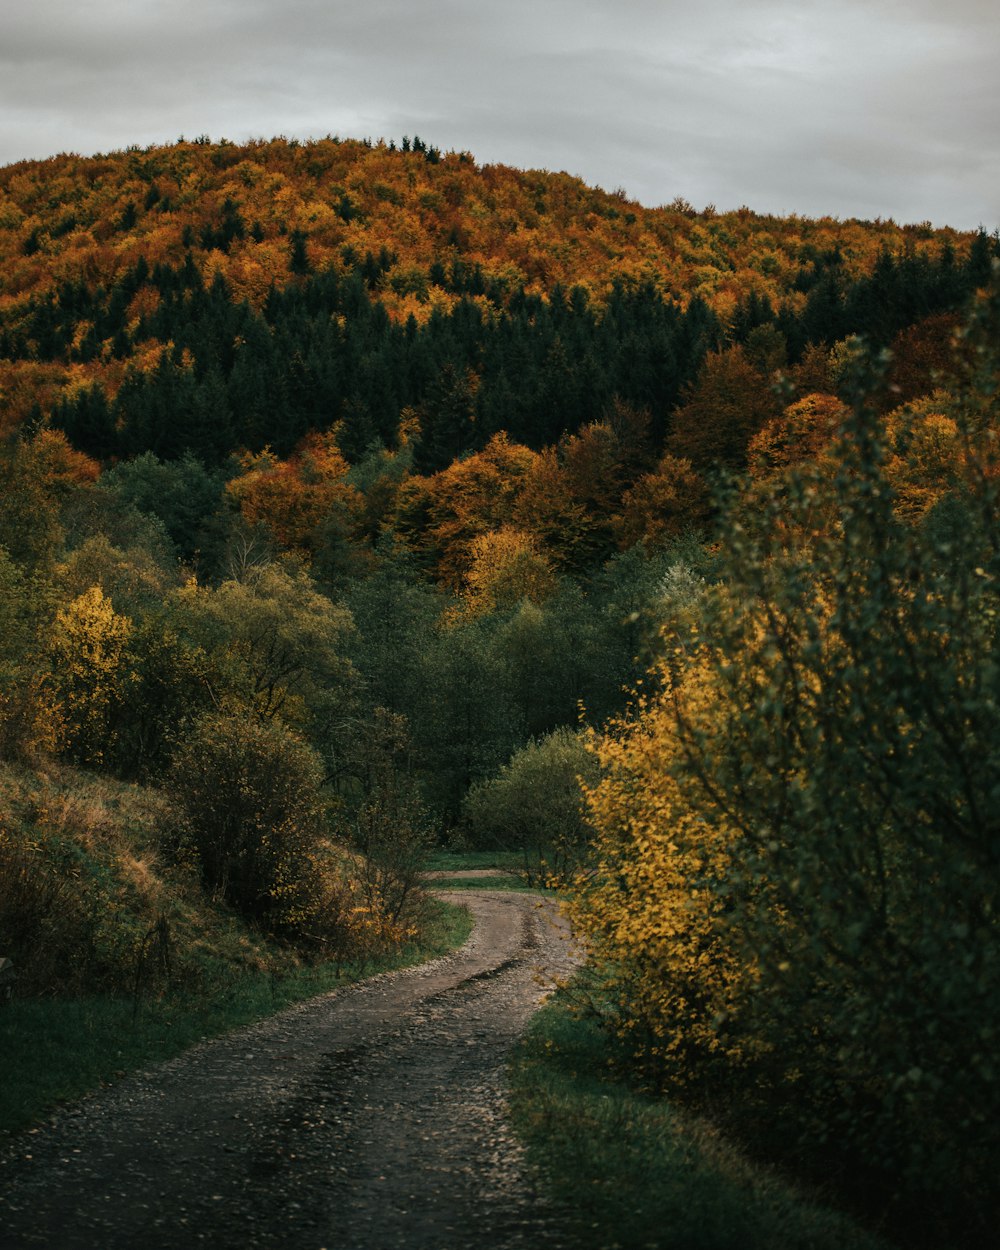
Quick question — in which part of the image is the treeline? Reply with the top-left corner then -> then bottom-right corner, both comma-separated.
8,230 -> 994,473
37,266 -> 718,464
1,135 -> 995,448
0,136 -> 977,329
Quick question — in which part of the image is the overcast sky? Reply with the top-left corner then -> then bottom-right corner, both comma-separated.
1,0 -> 997,231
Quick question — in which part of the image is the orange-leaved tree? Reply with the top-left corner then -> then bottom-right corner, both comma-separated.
667,344 -> 782,472
225,429 -> 361,567
394,432 -> 539,586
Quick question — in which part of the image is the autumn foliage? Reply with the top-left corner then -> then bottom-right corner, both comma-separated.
1,134 -> 998,1242
571,287 -> 1000,1246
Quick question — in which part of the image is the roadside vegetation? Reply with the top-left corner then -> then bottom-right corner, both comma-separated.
551,285 -> 1000,1249
0,759 -> 471,1132
509,988 -> 890,1250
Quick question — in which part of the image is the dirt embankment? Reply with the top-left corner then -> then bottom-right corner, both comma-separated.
0,891 -> 580,1250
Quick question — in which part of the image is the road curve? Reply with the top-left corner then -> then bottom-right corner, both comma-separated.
0,891 -> 581,1250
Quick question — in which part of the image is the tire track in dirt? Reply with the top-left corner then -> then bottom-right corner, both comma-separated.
0,891 -> 580,1250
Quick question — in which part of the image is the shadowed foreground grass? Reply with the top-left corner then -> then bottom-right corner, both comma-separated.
508,987 -> 890,1250
0,898 -> 472,1135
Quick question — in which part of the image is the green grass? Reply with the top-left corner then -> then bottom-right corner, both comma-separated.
0,897 -> 472,1135
424,848 -> 525,873
427,875 -> 541,892
423,848 -> 557,891
508,986 -> 891,1250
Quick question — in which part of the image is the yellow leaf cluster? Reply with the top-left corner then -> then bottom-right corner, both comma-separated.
570,651 -> 758,1081
46,585 -> 133,766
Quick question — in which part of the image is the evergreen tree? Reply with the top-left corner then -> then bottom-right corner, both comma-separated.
412,364 -> 479,474
52,384 -> 118,460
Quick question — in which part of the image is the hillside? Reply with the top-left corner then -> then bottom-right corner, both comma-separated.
0,136 -> 994,457
1,134 -> 977,311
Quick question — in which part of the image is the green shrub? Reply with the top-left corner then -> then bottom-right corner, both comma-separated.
463,726 -> 598,881
167,711 -> 330,930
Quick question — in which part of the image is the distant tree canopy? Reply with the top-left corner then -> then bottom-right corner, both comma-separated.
1,136 -> 995,463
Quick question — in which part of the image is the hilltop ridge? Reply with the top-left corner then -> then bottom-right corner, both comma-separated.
0,134 -> 977,316
1,136 -> 994,457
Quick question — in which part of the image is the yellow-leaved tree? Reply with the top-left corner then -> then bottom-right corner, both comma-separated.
448,526 -> 556,623
569,615 -> 756,1083
46,585 -> 133,767
570,286 -> 1000,1242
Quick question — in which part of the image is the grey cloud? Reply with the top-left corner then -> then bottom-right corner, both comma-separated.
0,0 -> 996,230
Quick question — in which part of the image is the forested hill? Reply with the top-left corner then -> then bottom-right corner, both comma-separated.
4,135 -> 1000,1249
1,135 -> 997,464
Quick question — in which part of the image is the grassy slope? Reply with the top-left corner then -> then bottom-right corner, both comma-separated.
0,761 -> 473,1134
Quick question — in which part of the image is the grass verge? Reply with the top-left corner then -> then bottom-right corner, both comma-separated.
508,985 -> 891,1250
427,875 -> 539,892
0,897 -> 471,1136
424,849 -> 525,873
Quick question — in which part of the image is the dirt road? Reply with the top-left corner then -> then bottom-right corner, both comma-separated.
0,891 -> 580,1250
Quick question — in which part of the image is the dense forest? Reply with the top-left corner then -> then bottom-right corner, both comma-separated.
1,135 -> 999,1247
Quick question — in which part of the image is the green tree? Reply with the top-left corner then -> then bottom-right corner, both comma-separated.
98,452 -> 224,562
168,711 -> 329,928
412,363 -> 479,475
51,383 -> 118,460
173,560 -> 359,776
415,615 -> 522,821
463,726 -> 599,881
0,440 -> 63,574
111,611 -> 214,778
52,539 -> 213,777
55,533 -> 176,617
344,548 -> 440,721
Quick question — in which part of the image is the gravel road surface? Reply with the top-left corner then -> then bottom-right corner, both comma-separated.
0,891 -> 580,1250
